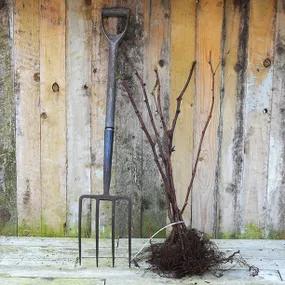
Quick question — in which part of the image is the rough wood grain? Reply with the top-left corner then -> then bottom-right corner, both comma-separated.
215,0 -> 242,238
242,0 -> 275,238
191,0 -> 223,235
0,0 -> 17,235
267,0 -> 285,239
218,0 -> 251,237
15,0 -> 41,236
40,0 -> 66,236
66,0 -> 92,237
114,0 -> 145,237
170,0 -> 196,225
140,0 -> 169,237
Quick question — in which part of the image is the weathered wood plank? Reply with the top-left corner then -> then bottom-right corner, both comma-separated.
0,277 -> 104,285
242,0 -> 275,238
139,0 -> 169,237
170,0 -> 196,225
191,0 -> 223,234
40,0 -> 66,236
217,0 -> 251,237
0,0 -> 17,235
66,0 -> 92,237
267,0 -> 285,239
15,0 -> 41,236
216,0 -> 242,238
114,0 -> 145,237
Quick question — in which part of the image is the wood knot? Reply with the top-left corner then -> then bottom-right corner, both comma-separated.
33,72 -> 40,82
158,59 -> 165,67
41,112 -> 48,119
52,82 -> 59,92
263,58 -> 271,68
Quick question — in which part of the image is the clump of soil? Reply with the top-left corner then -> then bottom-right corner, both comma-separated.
135,228 -> 259,279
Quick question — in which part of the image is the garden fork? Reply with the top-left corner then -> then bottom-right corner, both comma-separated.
78,7 -> 132,268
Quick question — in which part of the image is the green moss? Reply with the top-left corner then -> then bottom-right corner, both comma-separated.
268,230 -> 285,239
240,223 -> 263,239
41,221 -> 65,237
0,4 -> 17,236
18,221 -> 41,237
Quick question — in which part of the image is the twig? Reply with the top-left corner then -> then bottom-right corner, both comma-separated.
154,69 -> 168,135
181,54 -> 219,215
135,72 -> 168,167
121,81 -> 169,187
170,61 -> 196,144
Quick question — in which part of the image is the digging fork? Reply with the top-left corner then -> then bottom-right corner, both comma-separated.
78,7 -> 132,268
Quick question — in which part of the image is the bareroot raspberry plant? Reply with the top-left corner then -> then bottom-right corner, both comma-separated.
121,52 -> 258,278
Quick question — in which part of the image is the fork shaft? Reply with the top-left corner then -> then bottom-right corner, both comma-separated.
103,127 -> 114,195
95,199 -> 100,267
111,200 -> 116,267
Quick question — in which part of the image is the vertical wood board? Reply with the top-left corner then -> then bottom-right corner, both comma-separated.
66,0 -> 92,237
170,0 -> 196,225
242,0 -> 275,237
267,0 -> 285,238
15,0 -> 41,236
40,0 -> 66,236
0,0 -> 17,235
216,0 -> 242,237
191,0 -> 223,234
114,0 -> 145,237
140,0 -> 169,237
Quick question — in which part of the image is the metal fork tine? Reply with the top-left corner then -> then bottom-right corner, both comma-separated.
111,199 -> 116,267
95,199 -> 100,267
128,199 -> 132,268
78,196 -> 83,266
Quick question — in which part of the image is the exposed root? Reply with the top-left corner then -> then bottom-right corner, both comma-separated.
134,228 -> 259,279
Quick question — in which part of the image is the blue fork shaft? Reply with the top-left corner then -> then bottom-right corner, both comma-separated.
103,127 -> 114,195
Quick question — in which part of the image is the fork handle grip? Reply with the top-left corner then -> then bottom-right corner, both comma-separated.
102,7 -> 130,18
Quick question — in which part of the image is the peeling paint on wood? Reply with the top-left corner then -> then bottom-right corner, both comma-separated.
0,0 -> 17,235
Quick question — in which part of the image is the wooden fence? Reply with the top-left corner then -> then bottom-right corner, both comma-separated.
0,0 -> 284,238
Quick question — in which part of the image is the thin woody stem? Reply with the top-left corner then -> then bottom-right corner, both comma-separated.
154,69 -> 168,135
170,61 -> 196,145
181,55 -> 219,215
135,71 -> 168,167
121,81 -> 168,187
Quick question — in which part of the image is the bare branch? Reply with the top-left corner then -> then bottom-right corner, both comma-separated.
134,71 -> 168,166
154,69 -> 168,135
121,80 -> 168,186
181,56 -> 219,215
170,61 -> 196,143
